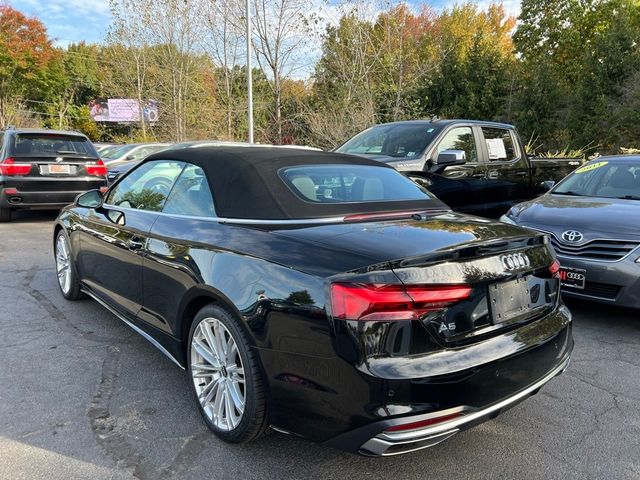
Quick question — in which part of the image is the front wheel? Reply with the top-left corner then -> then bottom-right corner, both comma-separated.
55,230 -> 83,300
187,304 -> 269,443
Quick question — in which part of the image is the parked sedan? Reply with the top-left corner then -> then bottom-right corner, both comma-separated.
54,146 -> 572,455
103,142 -> 170,167
501,156 -> 640,308
0,128 -> 107,222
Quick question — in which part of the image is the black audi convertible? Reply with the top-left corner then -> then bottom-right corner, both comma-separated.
53,146 -> 573,456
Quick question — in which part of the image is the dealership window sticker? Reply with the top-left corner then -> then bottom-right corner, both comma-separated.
486,138 -> 507,160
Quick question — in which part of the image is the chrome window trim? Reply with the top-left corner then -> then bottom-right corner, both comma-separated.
101,202 -> 348,225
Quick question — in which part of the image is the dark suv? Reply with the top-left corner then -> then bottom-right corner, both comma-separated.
0,128 -> 107,221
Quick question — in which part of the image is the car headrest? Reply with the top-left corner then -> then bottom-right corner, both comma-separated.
610,168 -> 636,189
362,177 -> 384,200
14,142 -> 31,154
290,175 -> 317,201
351,177 -> 385,201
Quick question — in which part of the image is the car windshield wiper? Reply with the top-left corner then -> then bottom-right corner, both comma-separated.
618,195 -> 640,200
553,190 -> 584,196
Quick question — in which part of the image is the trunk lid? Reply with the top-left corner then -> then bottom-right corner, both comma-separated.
275,211 -> 559,344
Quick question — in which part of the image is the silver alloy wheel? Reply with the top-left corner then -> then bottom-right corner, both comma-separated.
191,317 -> 246,431
55,234 -> 71,295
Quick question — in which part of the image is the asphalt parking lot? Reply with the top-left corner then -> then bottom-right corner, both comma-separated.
1,210 -> 639,480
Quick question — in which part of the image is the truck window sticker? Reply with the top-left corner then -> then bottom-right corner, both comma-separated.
486,138 -> 507,160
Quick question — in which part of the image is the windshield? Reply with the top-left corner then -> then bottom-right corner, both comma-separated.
98,145 -> 121,157
280,164 -> 435,203
10,134 -> 96,157
553,160 -> 640,199
336,124 -> 441,159
102,144 -> 137,160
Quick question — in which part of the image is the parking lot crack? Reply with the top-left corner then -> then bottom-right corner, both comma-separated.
22,266 -> 116,344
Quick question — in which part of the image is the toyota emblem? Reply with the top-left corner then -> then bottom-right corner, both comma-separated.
561,230 -> 583,243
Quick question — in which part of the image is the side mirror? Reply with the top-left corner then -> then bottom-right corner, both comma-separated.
125,155 -> 135,161
539,180 -> 556,191
75,189 -> 103,208
435,150 -> 467,167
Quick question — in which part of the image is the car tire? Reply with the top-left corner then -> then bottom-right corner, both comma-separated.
187,304 -> 269,444
54,229 -> 83,300
0,207 -> 11,222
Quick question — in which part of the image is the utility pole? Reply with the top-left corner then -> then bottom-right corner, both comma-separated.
246,0 -> 254,143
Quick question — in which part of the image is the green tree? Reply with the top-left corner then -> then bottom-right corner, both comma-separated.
514,0 -> 640,151
0,4 -> 57,127
421,3 -> 517,120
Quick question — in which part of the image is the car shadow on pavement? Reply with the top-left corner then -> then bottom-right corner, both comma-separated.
8,209 -> 60,223
563,297 -> 640,330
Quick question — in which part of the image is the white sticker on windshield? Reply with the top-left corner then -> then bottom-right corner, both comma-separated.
486,138 -> 507,160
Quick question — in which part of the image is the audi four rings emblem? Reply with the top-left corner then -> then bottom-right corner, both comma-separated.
561,230 -> 583,243
500,253 -> 531,270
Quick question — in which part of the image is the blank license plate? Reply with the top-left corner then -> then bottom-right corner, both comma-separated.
46,164 -> 71,174
560,267 -> 586,289
489,277 -> 532,324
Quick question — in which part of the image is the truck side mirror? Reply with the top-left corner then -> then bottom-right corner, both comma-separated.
435,150 -> 467,167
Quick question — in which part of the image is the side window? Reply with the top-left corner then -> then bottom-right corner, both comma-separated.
482,128 -> 516,162
107,160 -> 185,212
436,127 -> 477,162
162,164 -> 215,217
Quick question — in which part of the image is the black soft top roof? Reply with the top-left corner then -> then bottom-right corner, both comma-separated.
144,146 -> 445,220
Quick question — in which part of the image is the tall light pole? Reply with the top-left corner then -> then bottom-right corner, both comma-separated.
246,0 -> 254,143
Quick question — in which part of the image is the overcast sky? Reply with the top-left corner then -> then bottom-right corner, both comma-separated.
12,0 -> 521,47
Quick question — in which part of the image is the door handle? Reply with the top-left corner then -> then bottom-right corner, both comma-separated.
516,171 -> 528,176
128,237 -> 144,251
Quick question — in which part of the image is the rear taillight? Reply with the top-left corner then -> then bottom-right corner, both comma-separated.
86,159 -> 107,176
549,259 -> 561,279
330,283 -> 472,321
0,158 -> 32,176
385,412 -> 464,432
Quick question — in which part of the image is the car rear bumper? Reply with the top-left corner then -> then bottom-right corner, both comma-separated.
262,305 -> 573,454
557,255 -> 640,309
0,179 -> 105,209
357,354 -> 571,456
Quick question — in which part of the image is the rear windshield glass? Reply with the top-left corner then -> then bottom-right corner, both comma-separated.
553,160 -> 640,199
280,164 -> 434,203
11,134 -> 96,157
336,124 -> 441,159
